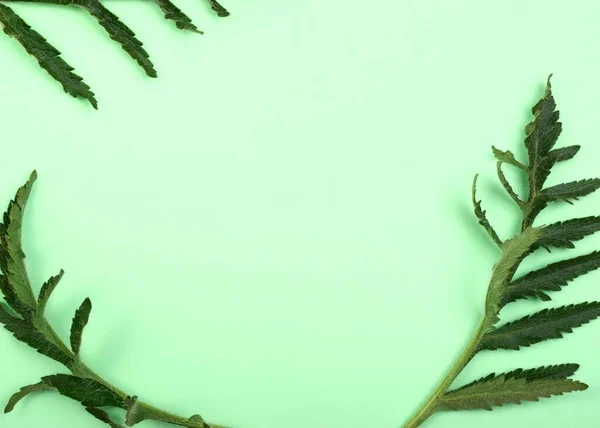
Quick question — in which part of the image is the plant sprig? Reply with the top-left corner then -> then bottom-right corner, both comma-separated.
0,171 -> 227,427
0,0 -> 230,108
404,76 -> 600,427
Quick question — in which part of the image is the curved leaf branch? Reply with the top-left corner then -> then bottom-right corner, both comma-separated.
0,173 -> 226,428
405,77 -> 600,427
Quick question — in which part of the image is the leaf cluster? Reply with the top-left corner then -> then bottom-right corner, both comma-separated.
0,0 -> 230,108
0,172 -> 221,427
443,75 -> 600,414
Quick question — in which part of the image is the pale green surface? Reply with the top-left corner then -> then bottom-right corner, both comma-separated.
1,1 -> 600,427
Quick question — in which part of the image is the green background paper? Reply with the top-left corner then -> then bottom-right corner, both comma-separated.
1,1 -> 600,427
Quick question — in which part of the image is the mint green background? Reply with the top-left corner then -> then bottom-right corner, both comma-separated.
1,1 -> 600,427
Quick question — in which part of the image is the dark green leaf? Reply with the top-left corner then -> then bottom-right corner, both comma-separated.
4,382 -> 53,413
37,270 -> 64,315
524,75 -> 562,196
0,303 -> 73,366
450,364 -> 581,394
75,0 -> 156,77
472,174 -> 502,246
481,302 -> 600,350
70,298 -> 92,354
539,216 -> 600,249
438,371 -> 587,411
0,6 -> 97,107
524,180 -> 600,227
547,145 -> 580,164
0,274 -> 32,318
86,407 -> 124,428
41,374 -> 125,408
541,179 -> 600,203
0,171 -> 39,310
155,0 -> 203,33
503,251 -> 600,304
206,0 -> 230,17
503,364 -> 580,381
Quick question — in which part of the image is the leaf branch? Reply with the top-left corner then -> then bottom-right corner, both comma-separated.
0,172 -> 226,428
404,77 -> 600,427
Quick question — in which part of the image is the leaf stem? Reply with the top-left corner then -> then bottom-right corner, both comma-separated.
403,317 -> 490,428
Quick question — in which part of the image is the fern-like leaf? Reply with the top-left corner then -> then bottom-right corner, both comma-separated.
481,302 -> 600,350
0,170 -> 39,311
41,374 -> 125,408
547,145 -> 580,164
503,251 -> 600,304
472,174 -> 502,246
524,75 -> 562,198
206,0 -> 230,17
76,0 -> 156,77
539,216 -> 600,249
4,382 -> 53,413
155,0 -> 202,33
0,303 -> 73,366
70,297 -> 92,354
541,179 -> 600,203
0,5 -> 97,107
37,270 -> 64,315
8,374 -> 124,411
0,0 -> 229,106
438,370 -> 587,411
450,364 -> 581,394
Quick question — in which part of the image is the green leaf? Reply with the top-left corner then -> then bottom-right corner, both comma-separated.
541,179 -> 600,203
155,0 -> 203,33
502,364 -> 580,381
539,216 -> 600,249
524,75 -> 562,197
86,407 -> 124,428
492,146 -> 526,170
0,274 -> 32,318
481,302 -> 600,350
5,375 -> 125,414
0,5 -> 97,107
76,0 -> 157,77
207,0 -> 230,17
0,171 -> 39,311
70,298 -> 92,354
503,251 -> 600,304
472,174 -> 502,246
37,270 -> 64,315
4,382 -> 53,413
524,180 -> 600,226
451,364 -> 581,394
438,371 -> 587,411
547,145 -> 580,164
0,303 -> 73,366
41,374 -> 125,408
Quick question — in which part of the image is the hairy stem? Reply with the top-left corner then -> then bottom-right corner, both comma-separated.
403,317 -> 490,428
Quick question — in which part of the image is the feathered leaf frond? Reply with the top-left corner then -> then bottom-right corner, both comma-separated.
503,251 -> 600,304
0,0 -> 230,107
481,302 -> 600,351
438,365 -> 587,411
